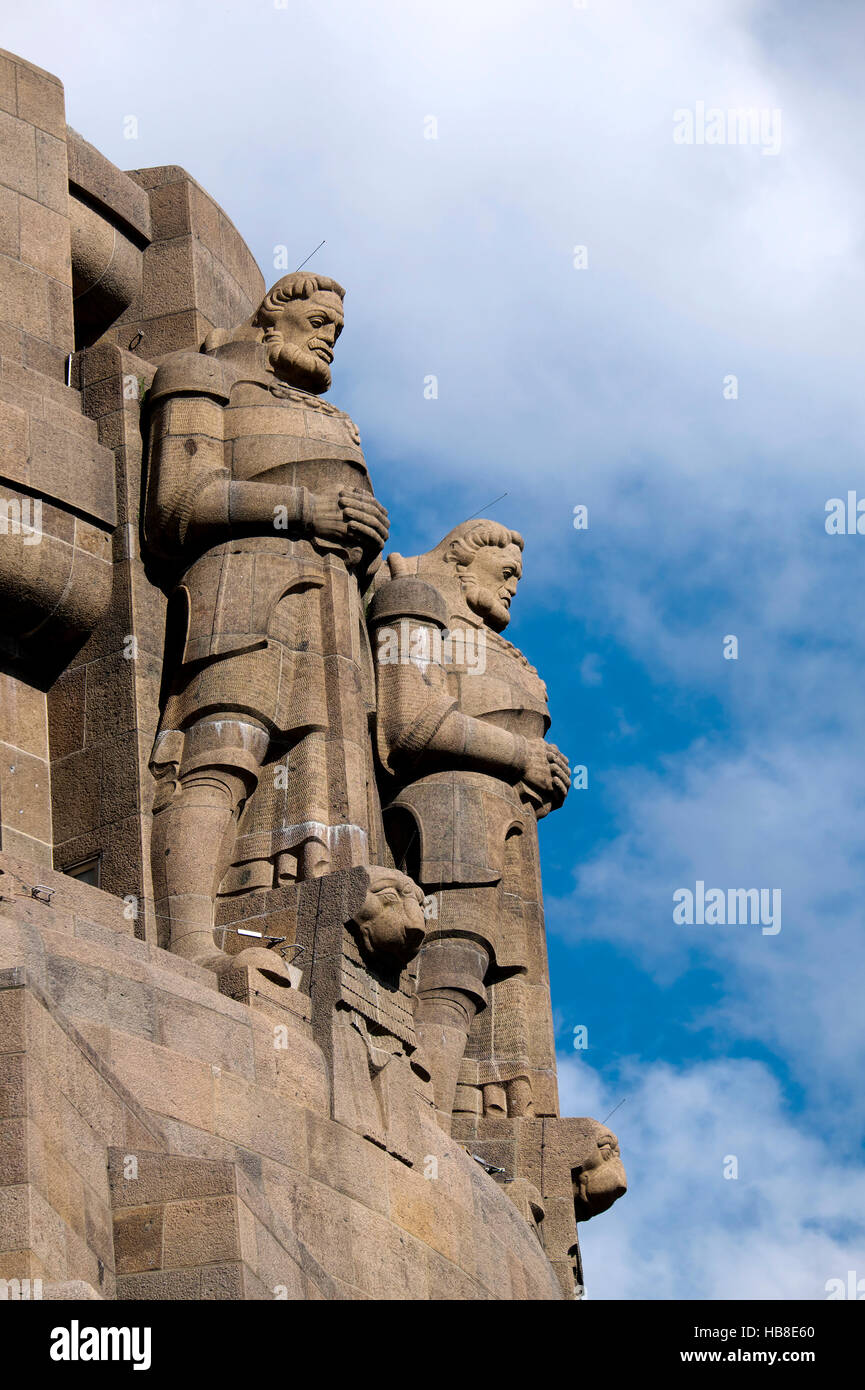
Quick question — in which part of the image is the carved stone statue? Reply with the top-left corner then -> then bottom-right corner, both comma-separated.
573,1121 -> 628,1221
332,865 -> 434,1162
272,863 -> 435,1165
350,864 -> 428,964
144,273 -> 391,970
368,519 -> 570,1128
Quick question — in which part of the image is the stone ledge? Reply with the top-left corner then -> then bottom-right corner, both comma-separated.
66,129 -> 151,247
0,965 -> 166,1152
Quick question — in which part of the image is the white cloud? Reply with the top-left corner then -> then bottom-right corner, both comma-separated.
550,734 -> 865,1121
580,653 -> 604,686
559,1054 -> 865,1300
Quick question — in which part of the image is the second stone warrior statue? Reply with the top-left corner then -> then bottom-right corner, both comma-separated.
144,273 -> 392,971
368,520 -> 571,1129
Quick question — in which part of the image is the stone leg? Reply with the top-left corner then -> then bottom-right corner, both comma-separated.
413,938 -> 489,1131
150,715 -> 269,964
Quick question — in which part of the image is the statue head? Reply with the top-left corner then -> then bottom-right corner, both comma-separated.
254,272 -> 345,392
378,519 -> 526,633
206,272 -> 346,392
442,521 -> 524,632
572,1123 -> 627,1222
350,867 -> 427,967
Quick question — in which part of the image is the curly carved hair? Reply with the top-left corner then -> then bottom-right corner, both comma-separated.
444,521 -> 524,568
256,273 -> 346,322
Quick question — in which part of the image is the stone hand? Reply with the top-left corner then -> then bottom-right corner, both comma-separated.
522,740 -> 570,812
310,488 -> 389,553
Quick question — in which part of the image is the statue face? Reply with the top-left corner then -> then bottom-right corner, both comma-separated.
351,867 -> 427,966
573,1126 -> 627,1221
262,290 -> 344,393
461,542 -> 523,632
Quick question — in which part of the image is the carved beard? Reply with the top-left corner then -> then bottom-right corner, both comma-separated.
263,329 -> 332,393
461,576 -> 510,632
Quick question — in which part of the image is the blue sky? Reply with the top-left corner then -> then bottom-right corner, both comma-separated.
7,0 -> 865,1298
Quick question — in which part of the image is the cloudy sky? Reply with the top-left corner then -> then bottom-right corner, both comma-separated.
7,0 -> 865,1299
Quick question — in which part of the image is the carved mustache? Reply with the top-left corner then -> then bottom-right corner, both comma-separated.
308,338 -> 334,364
264,330 -> 332,368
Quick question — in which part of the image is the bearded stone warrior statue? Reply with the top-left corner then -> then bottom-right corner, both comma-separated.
144,272 -> 391,971
368,519 -> 571,1129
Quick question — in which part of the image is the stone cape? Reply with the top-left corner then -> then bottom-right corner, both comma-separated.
0,45 -> 625,1302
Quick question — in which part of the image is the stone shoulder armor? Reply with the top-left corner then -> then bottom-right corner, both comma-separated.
148,351 -> 233,406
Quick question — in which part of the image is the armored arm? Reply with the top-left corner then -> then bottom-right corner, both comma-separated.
369,578 -> 569,812
144,353 -> 312,559
377,654 -> 532,780
369,579 -> 531,782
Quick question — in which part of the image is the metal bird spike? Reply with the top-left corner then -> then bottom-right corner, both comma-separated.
296,239 -> 326,272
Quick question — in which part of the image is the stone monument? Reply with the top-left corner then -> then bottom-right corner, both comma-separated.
0,47 -> 624,1300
